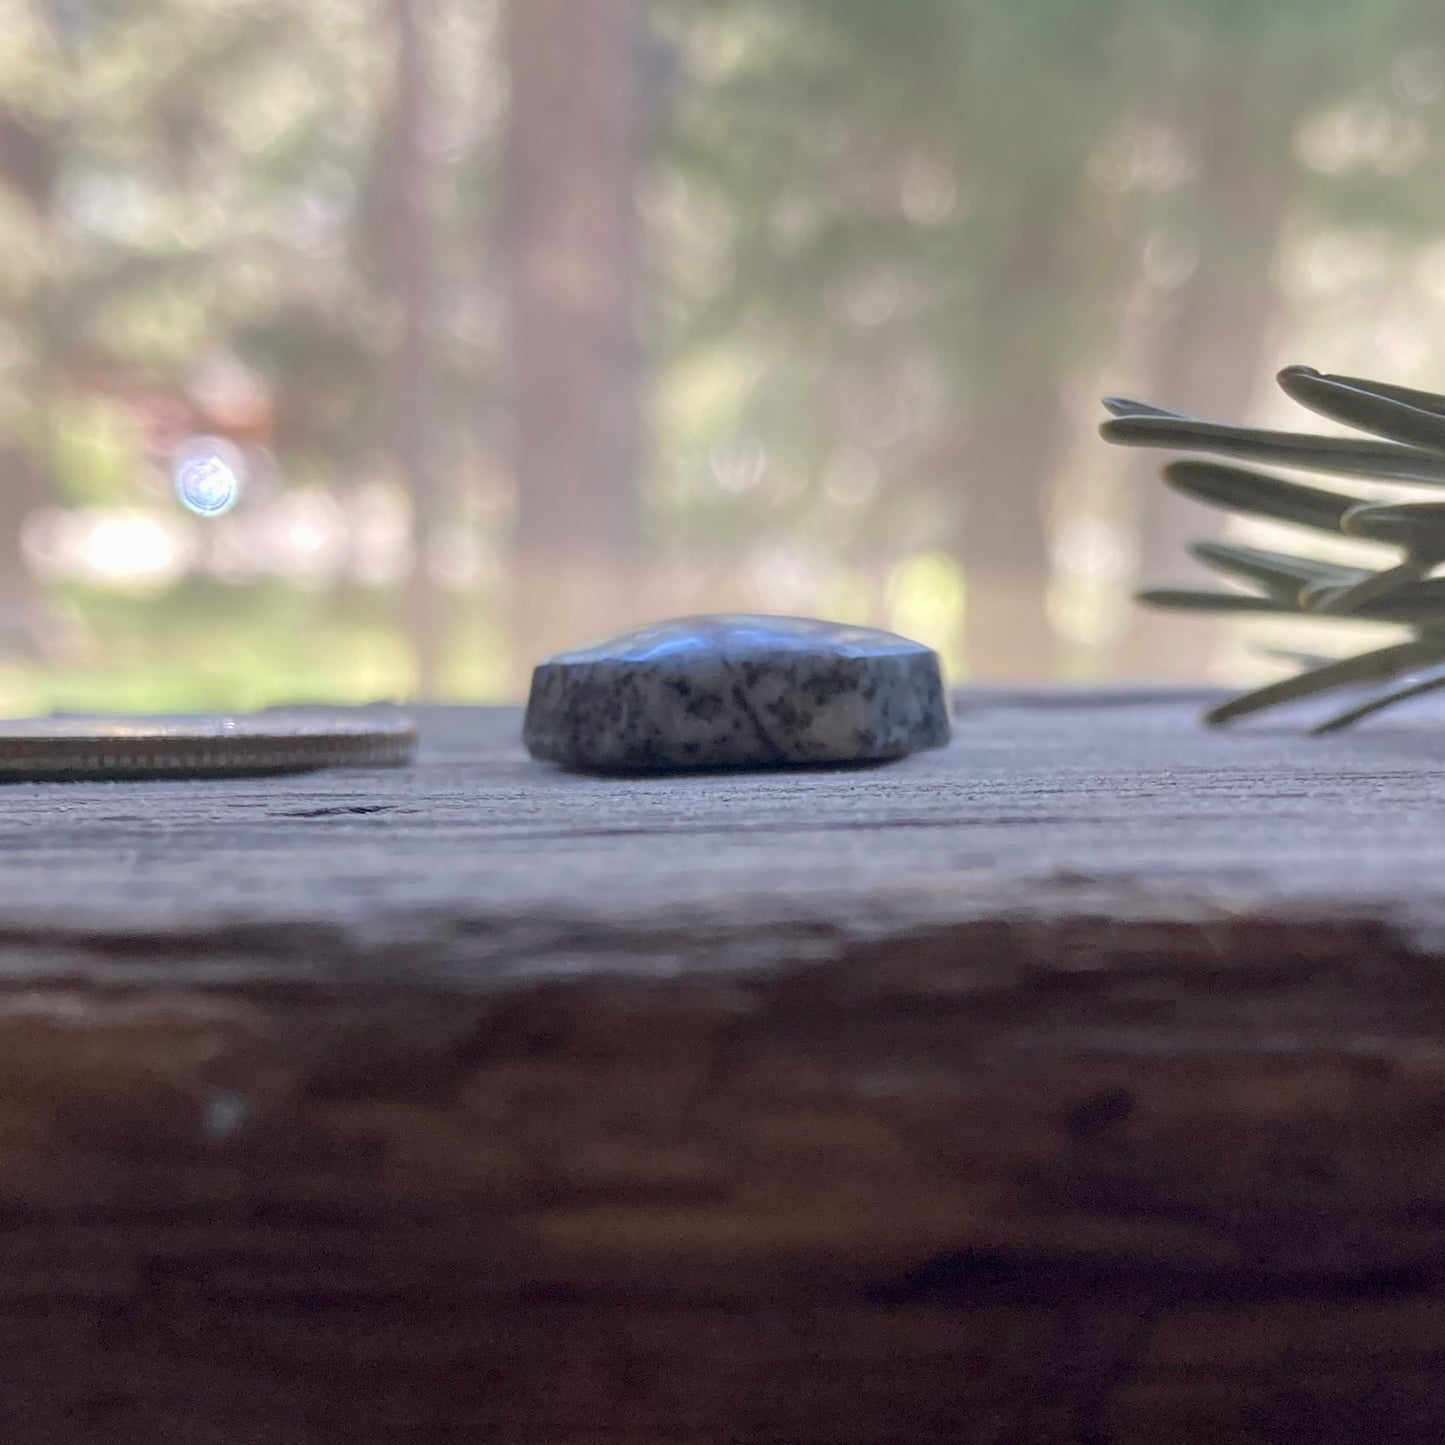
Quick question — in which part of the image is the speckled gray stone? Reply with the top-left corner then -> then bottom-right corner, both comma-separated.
523,614 -> 951,774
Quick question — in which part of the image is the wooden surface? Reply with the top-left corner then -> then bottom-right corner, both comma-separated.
5,692 -> 1445,1441
16,685 -> 1445,962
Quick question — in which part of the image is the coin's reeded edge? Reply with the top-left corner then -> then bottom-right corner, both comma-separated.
0,727 -> 417,780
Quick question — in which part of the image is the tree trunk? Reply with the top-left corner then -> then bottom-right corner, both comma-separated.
957,387 -> 1069,682
0,447 -> 45,654
504,0 -> 647,682
955,188 -> 1076,683
387,0 -> 444,698
0,102 -> 57,654
0,107 -> 54,216
1117,74 -> 1298,681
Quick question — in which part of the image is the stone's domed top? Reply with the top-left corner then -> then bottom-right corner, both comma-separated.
524,613 -> 950,775
548,614 -> 936,667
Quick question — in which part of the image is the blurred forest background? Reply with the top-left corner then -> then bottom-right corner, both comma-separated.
4,0 -> 1445,709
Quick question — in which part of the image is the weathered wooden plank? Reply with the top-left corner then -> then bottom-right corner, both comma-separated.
0,689 -> 1434,932
0,692 -> 1440,1441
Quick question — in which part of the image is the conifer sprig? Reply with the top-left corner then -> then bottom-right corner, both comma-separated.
1102,368 -> 1445,730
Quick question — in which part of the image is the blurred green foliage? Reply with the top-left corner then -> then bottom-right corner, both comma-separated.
5,0 -> 1445,706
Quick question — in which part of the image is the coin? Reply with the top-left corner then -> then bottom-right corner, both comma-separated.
0,707 -> 417,781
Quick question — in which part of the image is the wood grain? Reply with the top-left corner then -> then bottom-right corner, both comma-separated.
0,692 -> 1444,1441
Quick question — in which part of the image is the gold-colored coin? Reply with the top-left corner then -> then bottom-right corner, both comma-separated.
0,707 -> 417,781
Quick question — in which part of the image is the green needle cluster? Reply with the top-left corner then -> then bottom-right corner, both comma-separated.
1101,366 -> 1445,732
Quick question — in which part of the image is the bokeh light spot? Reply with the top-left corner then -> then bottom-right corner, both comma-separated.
173,437 -> 246,517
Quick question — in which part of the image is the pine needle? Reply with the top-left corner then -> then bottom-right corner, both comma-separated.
1105,364 -> 1445,728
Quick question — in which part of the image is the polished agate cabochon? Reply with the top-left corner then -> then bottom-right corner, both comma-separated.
523,614 -> 950,774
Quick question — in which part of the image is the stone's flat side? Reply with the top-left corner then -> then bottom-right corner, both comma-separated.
522,614 -> 950,773
524,650 -> 949,773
